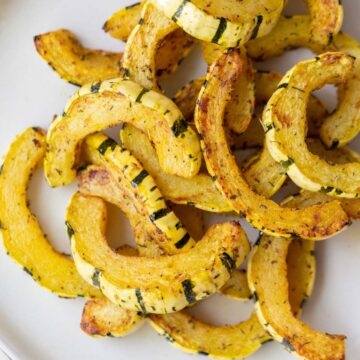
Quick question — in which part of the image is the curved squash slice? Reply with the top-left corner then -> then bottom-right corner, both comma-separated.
195,49 -> 349,239
150,0 -> 284,47
246,15 -> 360,148
248,234 -> 345,360
320,32 -> 360,148
263,52 -> 360,198
34,29 -> 122,86
243,145 -> 286,198
119,124 -> 231,212
0,128 -> 100,298
81,296 -> 145,338
103,2 -> 144,42
304,0 -> 343,46
123,2 -> 194,90
67,192 -> 250,314
284,190 -> 360,220
45,77 -> 201,187
84,134 -> 196,254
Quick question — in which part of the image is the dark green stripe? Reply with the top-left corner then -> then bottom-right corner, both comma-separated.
253,291 -> 259,302
171,119 -> 188,137
92,269 -> 101,288
212,18 -> 227,44
97,138 -> 117,155
330,139 -> 339,149
126,2 -> 140,9
135,288 -> 147,314
279,158 -> 294,169
172,0 -> 189,22
250,15 -> 263,40
277,82 -> 289,90
91,81 -> 101,93
264,123 -> 275,134
282,339 -> 295,352
220,252 -> 236,273
149,208 -> 171,222
131,170 -> 149,187
135,88 -> 150,103
182,279 -> 196,304
174,233 -> 191,249
65,221 -> 75,239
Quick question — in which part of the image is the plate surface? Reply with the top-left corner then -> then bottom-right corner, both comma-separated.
0,1 -> 359,359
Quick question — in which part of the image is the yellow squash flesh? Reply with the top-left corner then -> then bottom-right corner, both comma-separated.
123,2 -> 194,90
34,29 -> 122,86
0,128 -> 100,298
103,2 -> 144,42
304,0 -> 343,46
45,77 -> 201,186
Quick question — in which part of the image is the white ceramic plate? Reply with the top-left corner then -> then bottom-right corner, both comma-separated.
0,1 -> 359,359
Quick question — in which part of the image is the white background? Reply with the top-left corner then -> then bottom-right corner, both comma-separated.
0,1 -> 359,359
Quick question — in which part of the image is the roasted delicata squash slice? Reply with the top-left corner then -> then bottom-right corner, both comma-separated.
83,133 -> 196,253
246,15 -> 360,148
123,2 -> 194,90
263,53 -> 360,198
320,32 -> 360,148
120,124 -> 231,212
304,0 -> 343,46
218,269 -> 251,301
45,77 -> 201,187
149,312 -> 269,359
0,128 -> 100,298
150,0 -> 284,47
195,49 -> 349,239
284,190 -> 360,220
248,234 -> 345,360
34,29 -> 122,86
81,296 -> 145,338
103,2 -> 144,42
67,192 -> 250,314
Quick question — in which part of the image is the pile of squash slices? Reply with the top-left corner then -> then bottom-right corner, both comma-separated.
1,0 -> 360,359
